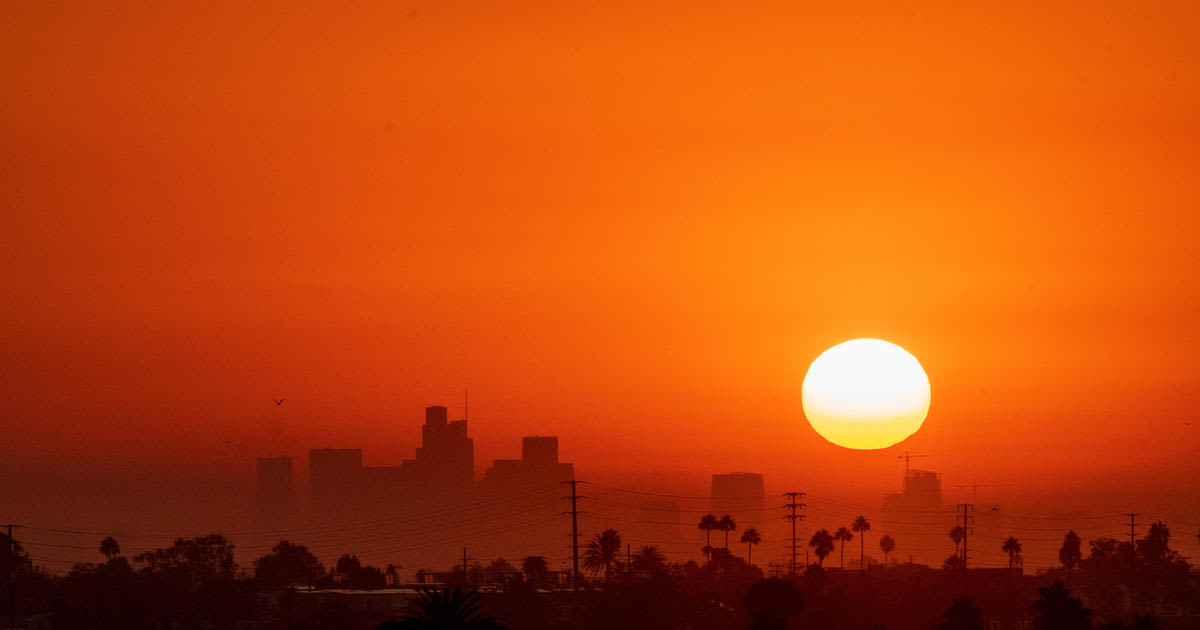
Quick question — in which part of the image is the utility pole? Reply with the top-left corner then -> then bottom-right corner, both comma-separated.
782,492 -> 806,576
956,504 -> 974,568
5,524 -> 17,630
561,479 -> 586,590
1125,513 -> 1139,548
461,547 -> 472,585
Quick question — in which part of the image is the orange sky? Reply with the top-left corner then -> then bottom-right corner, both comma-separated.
3,2 -> 1200,539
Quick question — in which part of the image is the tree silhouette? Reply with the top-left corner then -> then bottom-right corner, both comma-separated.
743,577 -> 803,630
1059,530 -> 1082,573
808,529 -> 834,566
833,527 -> 853,570
631,545 -> 667,574
1001,536 -> 1023,570
254,540 -> 325,588
698,513 -> 718,562
1032,581 -> 1091,630
100,536 -> 121,562
718,514 -> 736,549
929,598 -> 984,630
740,527 -> 762,565
852,515 -> 870,570
520,556 -> 548,585
582,528 -> 622,581
878,535 -> 895,567
376,587 -> 508,629
950,526 -> 964,560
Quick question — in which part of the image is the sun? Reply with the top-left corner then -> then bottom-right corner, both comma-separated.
801,338 -> 931,450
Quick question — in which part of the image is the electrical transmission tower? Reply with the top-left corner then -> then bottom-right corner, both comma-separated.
562,479 -> 587,589
782,492 -> 806,576
956,504 -> 974,568
460,547 -> 473,584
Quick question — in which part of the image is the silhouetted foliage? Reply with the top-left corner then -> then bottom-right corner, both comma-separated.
1001,536 -> 1023,569
133,534 -> 236,590
631,545 -> 667,574
582,528 -> 622,581
98,536 -> 120,562
254,540 -> 325,588
1032,581 -> 1091,630
1058,530 -> 1081,572
852,515 -> 870,571
740,527 -> 762,565
520,555 -> 548,585
376,587 -> 508,629
808,529 -> 834,566
833,526 -> 853,569
698,513 -> 718,562
743,577 -> 802,630
879,534 -> 896,566
717,514 -> 736,549
929,598 -> 984,630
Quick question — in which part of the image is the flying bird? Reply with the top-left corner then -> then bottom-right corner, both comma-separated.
273,398 -> 286,406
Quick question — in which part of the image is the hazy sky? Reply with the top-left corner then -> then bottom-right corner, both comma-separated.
3,2 -> 1199,551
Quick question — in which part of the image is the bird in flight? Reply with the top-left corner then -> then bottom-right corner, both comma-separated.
273,398 -> 286,406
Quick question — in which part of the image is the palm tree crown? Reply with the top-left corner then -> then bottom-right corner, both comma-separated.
631,545 -> 667,573
380,587 -> 509,629
582,528 -> 623,581
717,514 -> 736,548
809,529 -> 834,566
834,526 -> 853,569
879,534 -> 895,567
99,536 -> 121,562
698,513 -> 718,562
1001,536 -> 1023,570
740,527 -> 762,565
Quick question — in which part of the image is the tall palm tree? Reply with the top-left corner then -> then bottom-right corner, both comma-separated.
740,527 -> 762,565
582,528 -> 622,581
377,587 -> 509,629
852,515 -> 870,571
718,514 -> 736,549
1001,536 -> 1023,570
950,526 -> 965,560
833,527 -> 853,570
809,529 -> 834,566
879,535 -> 895,567
99,536 -> 121,562
698,513 -> 718,562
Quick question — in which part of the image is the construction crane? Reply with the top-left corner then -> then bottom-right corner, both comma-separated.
897,451 -> 928,477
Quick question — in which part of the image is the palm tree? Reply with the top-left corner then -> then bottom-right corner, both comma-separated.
582,528 -> 622,581
377,586 -> 509,629
740,527 -> 762,565
878,535 -> 895,567
950,526 -> 965,559
631,545 -> 667,573
1001,536 -> 1023,570
809,529 -> 834,566
718,514 -> 736,549
698,513 -> 717,562
833,527 -> 853,570
930,598 -> 985,630
852,515 -> 870,570
100,536 -> 120,562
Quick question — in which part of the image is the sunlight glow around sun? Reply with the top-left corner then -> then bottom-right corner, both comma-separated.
802,338 -> 931,450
